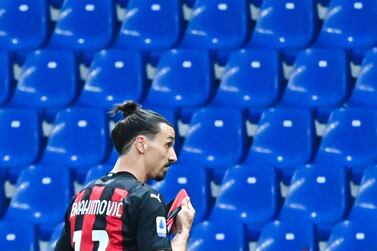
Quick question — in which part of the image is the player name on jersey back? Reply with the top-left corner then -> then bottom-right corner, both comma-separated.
70,200 -> 123,217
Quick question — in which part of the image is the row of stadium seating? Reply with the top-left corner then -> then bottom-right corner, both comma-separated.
2,47 -> 377,115
1,0 -> 377,56
1,107 -> 376,185
1,163 -> 377,250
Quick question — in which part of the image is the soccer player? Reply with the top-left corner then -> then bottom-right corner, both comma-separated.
55,101 -> 195,251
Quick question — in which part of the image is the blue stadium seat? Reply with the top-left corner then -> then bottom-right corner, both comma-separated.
188,219 -> 247,251
279,163 -> 350,239
181,0 -> 250,50
246,108 -> 316,182
209,164 -> 280,238
327,220 -> 377,251
84,164 -> 113,186
179,107 -> 248,183
349,47 -> 377,108
0,221 -> 39,251
213,49 -> 282,112
0,0 -> 49,50
0,169 -> 6,217
42,108 -> 111,182
3,164 -> 73,240
247,0 -> 318,50
282,48 -> 350,111
0,108 -> 42,182
0,51 -> 12,105
49,0 -> 115,50
256,220 -> 318,251
349,165 -> 377,221
79,49 -> 146,109
115,0 -> 183,50
47,222 -> 64,251
316,0 -> 377,50
144,49 -> 214,108
153,163 -> 211,223
11,50 -> 79,108
315,108 -> 377,183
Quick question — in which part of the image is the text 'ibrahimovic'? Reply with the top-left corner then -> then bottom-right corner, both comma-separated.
70,200 -> 123,217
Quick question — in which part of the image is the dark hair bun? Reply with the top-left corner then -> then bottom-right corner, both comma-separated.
112,100 -> 140,118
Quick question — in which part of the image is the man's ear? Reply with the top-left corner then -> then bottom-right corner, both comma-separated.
134,135 -> 147,154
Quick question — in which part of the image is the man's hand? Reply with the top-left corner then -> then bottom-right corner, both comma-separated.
171,197 -> 195,250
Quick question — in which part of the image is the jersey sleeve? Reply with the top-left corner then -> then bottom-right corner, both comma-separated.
132,190 -> 172,251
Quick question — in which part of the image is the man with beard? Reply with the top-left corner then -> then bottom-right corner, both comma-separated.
56,100 -> 195,251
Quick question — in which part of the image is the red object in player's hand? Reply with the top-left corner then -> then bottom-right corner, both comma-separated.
166,189 -> 188,233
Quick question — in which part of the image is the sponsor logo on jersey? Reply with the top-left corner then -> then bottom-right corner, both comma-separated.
70,200 -> 123,217
156,216 -> 167,237
150,193 -> 161,203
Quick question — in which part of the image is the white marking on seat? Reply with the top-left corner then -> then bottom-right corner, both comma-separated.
312,95 -> 318,101
285,2 -> 295,10
6,234 -> 16,241
71,155 -> 78,161
283,120 -> 293,127
40,96 -> 48,102
318,60 -> 328,67
182,61 -> 192,68
247,177 -> 257,184
214,120 -> 224,127
34,212 -> 41,218
241,212 -> 247,218
3,155 -> 10,161
316,176 -> 326,184
11,120 -> 21,128
356,232 -> 365,240
215,233 -> 225,240
311,212 -> 317,218
348,36 -> 354,42
19,4 -> 29,12
77,120 -> 87,127
285,233 -> 295,240
106,95 -> 114,101
354,2 -> 363,9
346,155 -> 353,161
42,177 -> 52,185
177,177 -> 187,184
207,155 -> 214,161
243,95 -> 251,101
279,37 -> 286,43
85,4 -> 95,11
47,61 -> 57,69
212,38 -> 219,44
11,39 -> 18,44
277,155 -> 284,162
251,61 -> 261,68
175,95 -> 182,101
145,38 -> 151,44
352,120 -> 361,127
78,38 -> 85,44
114,61 -> 124,68
151,4 -> 161,11
218,3 -> 228,11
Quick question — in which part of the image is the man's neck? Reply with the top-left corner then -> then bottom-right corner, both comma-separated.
111,154 -> 147,183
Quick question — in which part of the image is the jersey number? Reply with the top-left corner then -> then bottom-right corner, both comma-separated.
73,230 -> 109,251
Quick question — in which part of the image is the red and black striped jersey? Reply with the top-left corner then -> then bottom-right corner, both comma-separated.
55,171 -> 172,251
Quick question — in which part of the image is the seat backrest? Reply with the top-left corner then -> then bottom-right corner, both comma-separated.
50,0 -> 115,50
116,0 -> 183,49
12,49 -> 78,108
181,0 -> 250,49
213,49 -> 282,108
256,220 -> 318,251
316,0 -> 377,48
79,49 -> 146,108
0,108 -> 42,167
279,163 -> 350,236
315,108 -> 377,181
282,48 -> 349,108
349,47 -> 377,107
179,107 -> 248,182
43,108 -> 110,167
210,164 -> 280,228
0,0 -> 49,50
0,51 -> 12,105
0,221 -> 38,251
248,0 -> 317,49
145,49 -> 214,108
